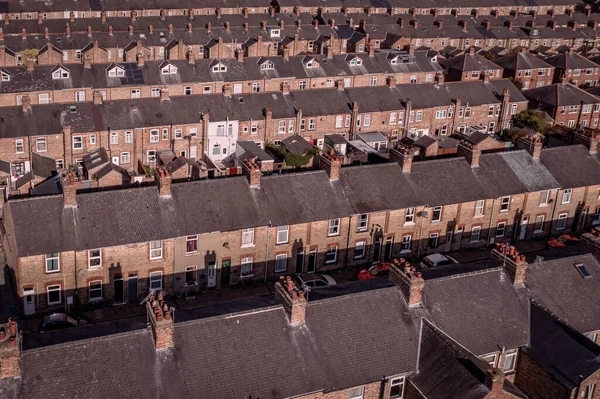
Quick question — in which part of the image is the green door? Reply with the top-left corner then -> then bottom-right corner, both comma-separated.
221,259 -> 231,286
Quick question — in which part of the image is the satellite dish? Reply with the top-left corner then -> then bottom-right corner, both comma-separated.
77,269 -> 85,276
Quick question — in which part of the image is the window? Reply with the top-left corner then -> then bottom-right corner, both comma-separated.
326,245 -> 337,264
184,86 -> 192,95
471,226 -> 481,242
151,88 -> 161,97
348,386 -> 364,399
278,120 -> 286,134
354,241 -> 366,259
149,240 -> 163,259
585,384 -> 596,399
185,266 -> 197,286
275,254 -> 287,273
328,219 -> 340,236
363,115 -> 371,127
45,253 -> 59,273
308,118 -> 316,130
483,353 -> 498,367
405,207 -> 415,224
539,190 -> 549,206
150,129 -> 159,143
47,284 -> 61,305
89,280 -> 103,301
496,222 -> 506,237
534,215 -> 545,232
503,349 -> 517,372
277,225 -> 289,244
557,213 -> 568,230
410,75 -> 417,83
242,228 -> 254,246
390,376 -> 405,399
415,111 -> 423,122
52,69 -> 69,80
186,235 -> 198,254
428,233 -> 439,248
120,152 -> 130,164
435,110 -> 447,119
75,91 -> 85,102
510,104 -> 517,115
475,200 -> 485,217
161,129 -> 169,141
464,107 -> 471,118
12,139 -> 23,155
390,112 -> 397,124
212,63 -> 227,73
562,189 -> 572,204
241,257 -> 253,276
149,271 -> 163,290
260,60 -> 275,71
147,150 -> 156,163
252,82 -> 260,93
357,214 -> 368,231
500,196 -> 510,212
401,235 -> 411,252
432,206 -> 442,222
125,131 -> 133,143
299,81 -> 307,90
203,86 -> 211,94
174,129 -> 183,139
336,115 -> 343,128
593,208 -> 600,225
131,89 -> 140,99
109,132 -> 118,145
35,137 -> 47,152
369,76 -> 377,86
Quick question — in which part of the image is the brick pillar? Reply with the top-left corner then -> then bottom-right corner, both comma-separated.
274,278 -> 307,326
389,259 -> 424,307
491,244 -> 528,285
0,319 -> 20,379
458,142 -> 481,168
242,159 -> 261,189
156,167 -> 172,196
319,153 -> 342,180
146,293 -> 174,350
389,145 -> 413,173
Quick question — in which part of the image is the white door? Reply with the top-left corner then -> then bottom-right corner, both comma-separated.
207,262 -> 217,287
23,289 -> 35,315
454,227 -> 463,251
519,217 -> 528,240
190,146 -> 197,159
112,156 -> 119,165
579,209 -> 588,231
233,84 -> 242,94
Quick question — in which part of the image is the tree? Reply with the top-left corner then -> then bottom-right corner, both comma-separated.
513,109 -> 551,134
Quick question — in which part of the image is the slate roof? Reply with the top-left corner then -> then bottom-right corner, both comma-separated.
544,50 -> 600,70
523,83 -> 600,107
440,51 -> 503,72
494,50 -> 554,71
538,145 -> 600,188
524,303 -> 600,390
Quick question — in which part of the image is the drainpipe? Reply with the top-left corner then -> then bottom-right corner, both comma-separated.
487,198 -> 497,246
416,207 -> 428,259
264,221 -> 271,283
343,215 -> 352,268
547,189 -> 561,235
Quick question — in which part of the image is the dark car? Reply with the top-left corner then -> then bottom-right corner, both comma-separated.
40,313 -> 90,332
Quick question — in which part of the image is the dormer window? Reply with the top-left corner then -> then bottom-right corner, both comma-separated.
260,60 -> 275,71
304,58 -> 319,68
349,57 -> 363,66
269,28 -> 280,38
212,62 -> 227,73
389,56 -> 398,65
52,67 -> 70,79
107,65 -> 125,77
160,63 -> 178,75
1,71 -> 10,82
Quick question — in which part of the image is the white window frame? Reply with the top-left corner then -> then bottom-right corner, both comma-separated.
432,206 -> 442,222
45,253 -> 60,273
277,225 -> 289,244
89,280 -> 103,301
149,240 -> 163,259
354,241 -> 366,259
47,284 -> 61,305
275,254 -> 287,273
125,131 -> 133,143
241,228 -> 254,247
405,207 -> 415,224
131,89 -> 141,99
241,257 -> 253,277
556,213 -> 568,230
401,235 -> 411,252
471,226 -> 481,242
36,137 -> 47,152
500,196 -> 510,212
120,152 -> 130,164
15,139 -> 24,154
357,214 -> 368,231
475,200 -> 485,217
88,249 -> 102,268
585,384 -> 596,399
186,235 -> 198,254
534,215 -> 545,233
562,189 -> 572,204
110,132 -> 118,145
326,245 -> 338,264
335,115 -> 343,128
503,349 -> 517,372
149,271 -> 163,290
390,376 -> 405,399
539,190 -> 550,206
72,136 -> 83,150
147,150 -> 157,163
90,134 -> 96,145
328,218 -> 340,236
496,222 -> 506,237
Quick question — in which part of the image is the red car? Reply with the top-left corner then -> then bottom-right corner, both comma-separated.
357,263 -> 390,280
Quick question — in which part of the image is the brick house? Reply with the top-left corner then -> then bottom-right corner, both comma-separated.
545,49 -> 600,87
494,47 -> 555,89
439,47 -> 504,82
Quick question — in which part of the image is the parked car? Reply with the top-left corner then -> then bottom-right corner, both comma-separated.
294,273 -> 337,290
40,313 -> 90,332
419,254 -> 458,269
357,262 -> 391,280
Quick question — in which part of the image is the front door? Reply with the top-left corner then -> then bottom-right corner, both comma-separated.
454,228 -> 463,251
373,238 -> 382,263
207,262 -> 217,287
296,251 -> 305,273
23,289 -> 35,315
221,260 -> 231,286
307,249 -> 317,273
519,217 -> 529,240
579,209 -> 588,231
384,237 -> 393,261
128,274 -> 138,301
114,275 -> 124,304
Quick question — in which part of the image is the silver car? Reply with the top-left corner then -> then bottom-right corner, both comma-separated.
294,273 -> 337,290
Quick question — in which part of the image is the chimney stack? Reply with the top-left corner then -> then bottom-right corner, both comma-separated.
390,144 -> 414,173
566,8 -> 573,17
397,17 -> 404,28
160,88 -> 170,101
44,27 -> 49,40
504,20 -> 513,30
70,11 -> 75,23
26,57 -> 34,71
547,9 -> 555,17
458,141 -> 481,168
588,20 -> 598,30
235,48 -> 244,62
137,52 -> 145,67
275,277 -> 307,326
573,130 -> 599,154
389,259 -> 424,307
517,135 -> 543,159
131,10 -> 137,22
37,12 -> 43,24
216,7 -> 222,18
187,49 -> 195,64
436,72 -> 445,83
485,368 -> 506,395
223,84 -> 233,97
547,20 -> 557,30
242,158 -> 261,189
101,11 -> 106,22
244,7 -> 250,18
108,26 -> 113,36
410,19 -> 419,29
206,22 -> 211,33
458,19 -> 467,29
156,166 -> 172,196
146,291 -> 174,350
160,9 -> 166,21
62,175 -> 77,207
21,95 -> 31,112
83,53 -> 92,69
387,75 -> 397,87
481,19 -> 491,30
93,90 -> 103,105
0,319 -> 20,379
492,243 -> 528,285
319,151 -> 342,180
471,9 -> 479,18
337,79 -> 345,91
434,19 -> 443,29
21,28 -> 26,40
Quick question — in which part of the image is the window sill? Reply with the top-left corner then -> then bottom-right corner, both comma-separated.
276,242 -> 289,245
48,302 -> 62,306
240,274 -> 254,279
275,270 -> 287,274
89,297 -> 103,303
327,234 -> 340,238
539,204 -> 549,208
185,252 -> 199,256
46,270 -> 60,274
240,244 -> 255,249
400,249 -> 411,254
325,260 -> 337,264
534,229 -> 544,234
357,228 -> 368,233
150,257 -> 163,261
88,266 -> 102,270
185,282 -> 198,287
499,209 -> 509,213
404,222 -> 415,226
474,215 -> 484,218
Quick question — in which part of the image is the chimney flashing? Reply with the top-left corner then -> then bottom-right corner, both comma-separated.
275,277 -> 307,326
492,243 -> 528,285
146,291 -> 174,350
389,259 -> 424,307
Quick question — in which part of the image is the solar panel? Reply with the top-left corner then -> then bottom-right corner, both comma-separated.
575,263 -> 592,279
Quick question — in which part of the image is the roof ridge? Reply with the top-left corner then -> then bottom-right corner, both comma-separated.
427,266 -> 502,282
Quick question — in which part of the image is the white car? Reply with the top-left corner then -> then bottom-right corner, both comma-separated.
419,253 -> 458,269
294,273 -> 337,290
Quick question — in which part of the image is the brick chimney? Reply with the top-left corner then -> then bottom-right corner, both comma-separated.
481,19 -> 491,30
504,20 -> 513,30
389,259 -> 424,307
337,79 -> 345,91
397,17 -> 404,28
0,318 -> 20,379
436,72 -> 445,83
471,9 -> 479,18
581,229 -> 600,260
187,49 -> 195,64
566,8 -> 574,17
485,368 -> 505,395
482,71 -> 491,82
26,57 -> 34,71
568,19 -> 577,29
146,291 -> 174,350
21,95 -> 31,112
83,53 -> 92,69
93,90 -> 103,105
491,243 -> 528,285
235,49 -> 244,62
70,11 -> 75,23
387,75 -> 397,87
458,141 -> 481,168
37,12 -> 43,24
434,19 -> 443,29
547,20 -> 557,30
282,46 -> 290,61
137,52 -> 145,67
156,166 -> 172,196
44,27 -> 49,40
160,88 -> 169,101
390,144 -> 414,173
206,22 -> 212,33
160,9 -> 166,21
275,276 -> 307,326
588,20 -> 598,30
242,158 -> 261,189
573,131 -> 599,154
281,81 -> 290,94
223,84 -> 233,97
131,10 -> 137,22
62,175 -> 77,207
319,151 -> 342,180
189,9 -> 194,20
244,7 -> 250,17
21,28 -> 26,41
547,9 -> 555,17
517,136 -> 543,159
410,19 -> 419,29
101,11 -> 106,22
458,19 -> 467,29
108,26 -> 113,36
